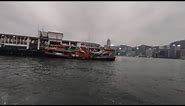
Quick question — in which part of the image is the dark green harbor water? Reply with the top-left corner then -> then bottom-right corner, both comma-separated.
0,56 -> 185,105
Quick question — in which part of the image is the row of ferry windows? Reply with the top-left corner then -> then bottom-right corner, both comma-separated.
0,35 -> 38,44
49,42 -> 99,48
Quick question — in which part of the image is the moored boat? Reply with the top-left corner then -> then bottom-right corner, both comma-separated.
39,31 -> 116,61
44,43 -> 116,61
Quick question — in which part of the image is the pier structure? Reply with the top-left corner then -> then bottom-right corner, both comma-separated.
0,31 -> 101,57
0,33 -> 39,50
0,33 -> 42,56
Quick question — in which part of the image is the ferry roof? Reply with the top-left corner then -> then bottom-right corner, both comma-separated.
48,31 -> 63,35
0,33 -> 38,38
62,39 -> 101,45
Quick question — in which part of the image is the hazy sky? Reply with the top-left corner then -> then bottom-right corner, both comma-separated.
0,2 -> 185,46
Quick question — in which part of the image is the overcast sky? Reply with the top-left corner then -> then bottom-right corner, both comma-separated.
0,2 -> 185,46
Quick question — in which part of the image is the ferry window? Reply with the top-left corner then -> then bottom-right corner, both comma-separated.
10,37 -> 13,43
50,41 -> 60,45
32,40 -> 35,43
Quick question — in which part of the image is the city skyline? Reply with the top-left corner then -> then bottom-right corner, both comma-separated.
0,2 -> 185,46
111,39 -> 185,48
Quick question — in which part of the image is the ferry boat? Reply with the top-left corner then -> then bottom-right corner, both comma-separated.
44,43 -> 116,61
37,31 -> 116,61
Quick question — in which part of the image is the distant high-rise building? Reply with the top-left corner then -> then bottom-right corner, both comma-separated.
107,38 -> 111,47
169,40 -> 185,58
146,48 -> 153,57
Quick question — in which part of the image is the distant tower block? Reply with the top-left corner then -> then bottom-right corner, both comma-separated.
107,38 -> 111,47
